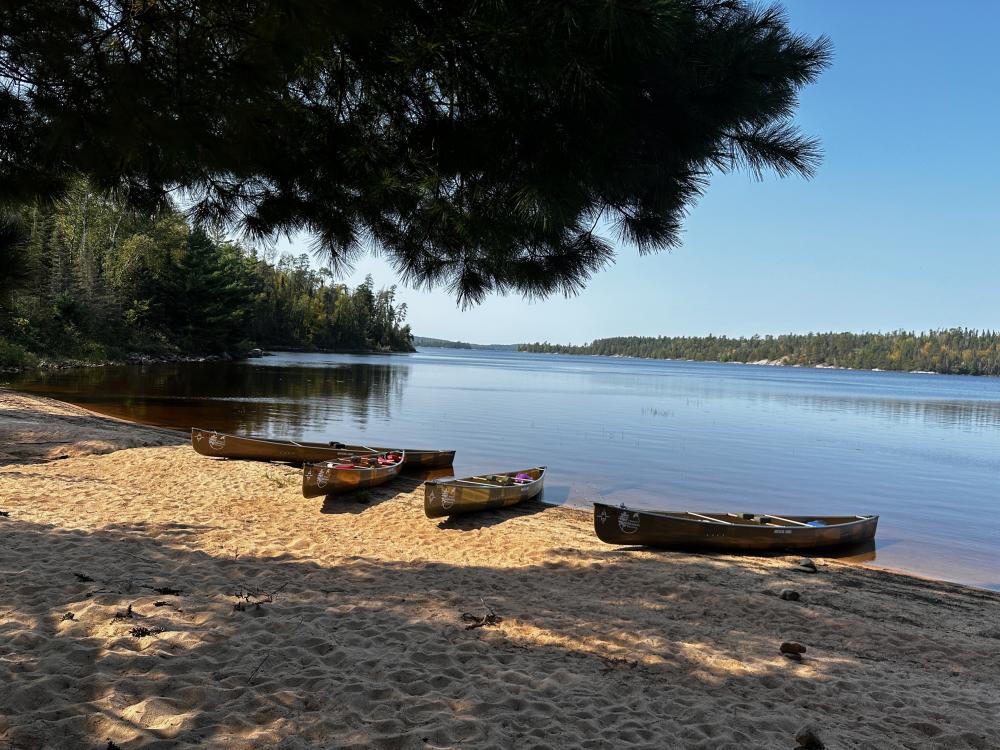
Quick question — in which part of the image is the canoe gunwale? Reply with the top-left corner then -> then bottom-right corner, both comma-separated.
611,507 -> 879,531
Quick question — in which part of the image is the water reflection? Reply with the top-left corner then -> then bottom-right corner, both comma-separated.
823,539 -> 879,562
5,360 -> 410,436
738,391 -> 1000,431
588,370 -> 1000,431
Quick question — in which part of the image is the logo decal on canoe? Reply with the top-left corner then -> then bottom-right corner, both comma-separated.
439,487 -> 456,510
618,510 -> 640,534
208,433 -> 226,451
316,469 -> 329,489
597,508 -> 609,524
194,432 -> 203,442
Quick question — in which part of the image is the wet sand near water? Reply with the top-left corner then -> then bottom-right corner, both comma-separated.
1,389 -> 999,749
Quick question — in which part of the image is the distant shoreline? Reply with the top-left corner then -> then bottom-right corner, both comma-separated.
415,343 -> 954,376
517,349 -> 953,376
519,329 -> 1000,377
412,336 -> 517,351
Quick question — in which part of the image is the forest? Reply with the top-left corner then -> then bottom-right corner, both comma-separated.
521,331 -> 1000,376
0,181 -> 413,368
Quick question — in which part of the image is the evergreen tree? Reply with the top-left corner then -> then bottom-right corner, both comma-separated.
1,0 -> 830,304
0,184 -> 415,364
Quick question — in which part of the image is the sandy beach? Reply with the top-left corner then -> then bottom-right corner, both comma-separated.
1,389 -> 999,749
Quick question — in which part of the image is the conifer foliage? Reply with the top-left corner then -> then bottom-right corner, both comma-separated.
1,1 -> 830,304
0,183 -> 413,367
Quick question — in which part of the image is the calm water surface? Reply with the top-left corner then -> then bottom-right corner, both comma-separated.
7,348 -> 1000,590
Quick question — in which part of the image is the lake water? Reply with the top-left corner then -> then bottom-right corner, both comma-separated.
6,348 -> 1000,590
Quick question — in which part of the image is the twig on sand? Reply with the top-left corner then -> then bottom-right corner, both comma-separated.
111,603 -> 134,622
248,651 -> 272,684
461,597 -> 503,630
233,582 -> 289,611
148,586 -> 182,596
74,572 -> 95,582
600,656 -> 639,673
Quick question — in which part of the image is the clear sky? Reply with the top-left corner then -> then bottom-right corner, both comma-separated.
283,1 -> 1000,345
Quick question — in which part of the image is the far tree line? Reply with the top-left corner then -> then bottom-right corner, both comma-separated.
0,180 -> 413,368
520,331 -> 1000,376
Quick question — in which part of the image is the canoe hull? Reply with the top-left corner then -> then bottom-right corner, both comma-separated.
191,428 -> 454,468
593,503 -> 878,552
424,467 -> 545,518
302,455 -> 404,497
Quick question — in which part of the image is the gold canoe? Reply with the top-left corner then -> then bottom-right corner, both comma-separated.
302,451 -> 405,497
191,428 -> 454,468
593,503 -> 878,552
424,467 -> 545,518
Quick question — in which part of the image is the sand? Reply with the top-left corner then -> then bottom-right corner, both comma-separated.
0,391 -> 183,464
1,389 -> 999,749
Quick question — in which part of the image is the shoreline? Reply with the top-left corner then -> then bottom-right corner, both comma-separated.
512,349 -> 997,377
6,386 -> 996,593
2,389 -> 999,747
3,387 -> 995,595
0,350 -> 251,376
0,345 -> 417,376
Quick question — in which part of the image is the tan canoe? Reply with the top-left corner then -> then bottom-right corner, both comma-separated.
593,503 -> 878,552
302,451 -> 405,497
424,467 -> 545,518
190,428 -> 454,468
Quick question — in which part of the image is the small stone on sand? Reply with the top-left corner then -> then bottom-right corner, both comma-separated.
792,558 -> 818,573
794,724 -> 825,748
780,641 -> 806,654
779,589 -> 800,601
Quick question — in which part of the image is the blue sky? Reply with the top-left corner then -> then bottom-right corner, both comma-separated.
285,1 -> 1000,345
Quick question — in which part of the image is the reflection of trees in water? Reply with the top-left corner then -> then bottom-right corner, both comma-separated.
5,361 -> 410,436
619,375 -> 1000,432
743,392 -> 1000,431
10,359 -> 1000,435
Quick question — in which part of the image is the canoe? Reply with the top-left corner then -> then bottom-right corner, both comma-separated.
424,467 -> 545,518
190,428 -> 455,468
302,451 -> 405,497
593,503 -> 878,552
